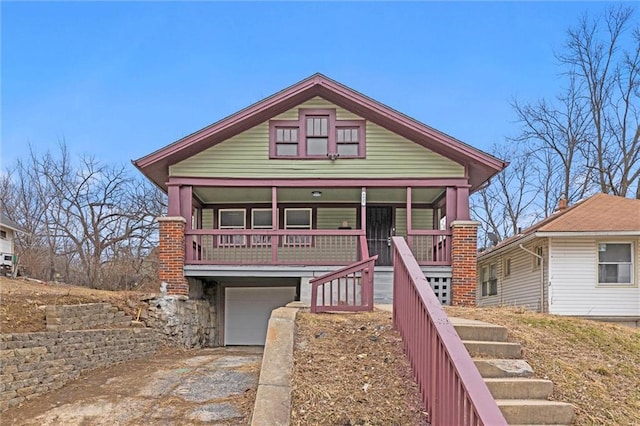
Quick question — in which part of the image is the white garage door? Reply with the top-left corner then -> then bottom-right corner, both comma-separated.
224,286 -> 296,346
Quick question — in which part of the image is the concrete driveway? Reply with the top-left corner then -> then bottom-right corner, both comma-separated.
1,346 -> 263,425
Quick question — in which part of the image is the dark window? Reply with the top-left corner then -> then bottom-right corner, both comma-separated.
598,243 -> 633,285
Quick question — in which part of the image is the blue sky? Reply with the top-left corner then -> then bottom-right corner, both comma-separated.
1,1 -> 628,171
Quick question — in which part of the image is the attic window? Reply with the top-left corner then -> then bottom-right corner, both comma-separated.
270,108 -> 365,159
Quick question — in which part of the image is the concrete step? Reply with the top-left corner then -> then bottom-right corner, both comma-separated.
453,321 -> 509,342
496,399 -> 575,425
484,378 -> 553,400
464,340 -> 522,359
474,359 -> 535,378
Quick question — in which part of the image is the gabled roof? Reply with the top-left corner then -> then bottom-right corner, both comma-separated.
0,213 -> 26,233
478,193 -> 640,260
133,73 -> 506,191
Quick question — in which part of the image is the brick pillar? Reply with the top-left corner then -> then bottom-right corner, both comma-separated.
158,216 -> 189,297
450,220 -> 478,306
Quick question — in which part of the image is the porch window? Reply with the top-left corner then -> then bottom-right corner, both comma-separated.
218,209 -> 246,246
284,208 -> 312,245
269,109 -> 365,159
598,243 -> 633,285
481,263 -> 497,297
251,209 -> 273,246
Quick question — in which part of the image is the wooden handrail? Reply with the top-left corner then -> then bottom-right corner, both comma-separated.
309,255 -> 377,284
310,255 -> 377,313
392,236 -> 507,426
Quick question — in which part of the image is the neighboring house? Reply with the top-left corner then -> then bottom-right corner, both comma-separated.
134,73 -> 506,345
0,213 -> 25,275
477,193 -> 640,325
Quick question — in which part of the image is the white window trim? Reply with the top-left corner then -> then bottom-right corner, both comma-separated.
596,241 -> 635,287
481,263 -> 498,297
533,246 -> 543,269
504,257 -> 511,277
218,209 -> 246,246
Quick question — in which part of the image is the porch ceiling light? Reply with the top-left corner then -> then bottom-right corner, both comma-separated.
311,191 -> 322,197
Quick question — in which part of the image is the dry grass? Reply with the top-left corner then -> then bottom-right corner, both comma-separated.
0,276 -> 147,333
445,306 -> 640,426
291,310 -> 428,426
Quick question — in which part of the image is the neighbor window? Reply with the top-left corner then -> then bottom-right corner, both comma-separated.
534,246 -> 543,268
251,209 -> 274,246
284,208 -> 312,245
481,263 -> 498,297
598,243 -> 633,285
0,230 -> 6,239
218,209 -> 246,246
270,109 -> 365,159
504,258 -> 512,277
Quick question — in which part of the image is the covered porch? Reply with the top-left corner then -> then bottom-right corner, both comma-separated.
166,177 -> 473,268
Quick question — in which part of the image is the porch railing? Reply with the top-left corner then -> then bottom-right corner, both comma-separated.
407,230 -> 451,265
186,229 -> 364,266
392,236 -> 507,426
309,255 -> 377,313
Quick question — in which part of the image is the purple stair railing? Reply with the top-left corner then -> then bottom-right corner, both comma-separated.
392,236 -> 508,426
309,255 -> 377,313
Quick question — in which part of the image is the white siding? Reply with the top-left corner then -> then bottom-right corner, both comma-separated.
0,227 -> 14,255
477,240 -> 548,312
548,237 -> 640,316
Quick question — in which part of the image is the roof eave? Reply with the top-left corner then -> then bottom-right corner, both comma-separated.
477,233 -> 539,261
535,231 -> 640,237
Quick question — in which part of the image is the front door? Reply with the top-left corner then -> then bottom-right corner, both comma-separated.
366,206 -> 393,266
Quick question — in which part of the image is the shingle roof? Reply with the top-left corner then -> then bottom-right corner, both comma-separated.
538,193 -> 640,232
478,193 -> 640,259
0,213 -> 25,233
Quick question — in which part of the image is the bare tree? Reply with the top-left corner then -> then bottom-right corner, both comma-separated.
472,143 -> 539,247
559,6 -> 640,198
1,142 -> 166,289
512,76 -> 595,215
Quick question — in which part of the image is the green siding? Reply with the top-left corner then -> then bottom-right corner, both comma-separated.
170,97 -> 464,178
317,207 -> 357,230
395,208 -> 434,236
202,209 -> 214,228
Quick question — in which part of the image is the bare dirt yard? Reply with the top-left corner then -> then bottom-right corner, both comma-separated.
0,277 -> 145,333
291,310 -> 428,426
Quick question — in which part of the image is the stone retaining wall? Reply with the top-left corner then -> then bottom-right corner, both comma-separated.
45,303 -> 132,331
0,300 -> 163,412
0,327 -> 160,411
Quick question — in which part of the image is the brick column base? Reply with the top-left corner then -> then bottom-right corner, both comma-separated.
450,220 -> 479,306
158,216 -> 189,297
